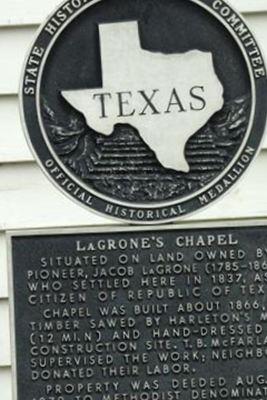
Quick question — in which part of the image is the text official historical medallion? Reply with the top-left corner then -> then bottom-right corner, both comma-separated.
21,0 -> 267,223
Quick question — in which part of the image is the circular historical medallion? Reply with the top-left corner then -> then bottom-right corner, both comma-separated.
21,0 -> 267,223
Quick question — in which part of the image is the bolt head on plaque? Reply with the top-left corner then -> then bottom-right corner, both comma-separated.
21,0 -> 267,223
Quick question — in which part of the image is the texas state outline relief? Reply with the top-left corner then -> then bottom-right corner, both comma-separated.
62,21 -> 224,172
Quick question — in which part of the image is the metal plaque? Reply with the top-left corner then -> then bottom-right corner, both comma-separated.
20,0 -> 267,223
9,222 -> 267,400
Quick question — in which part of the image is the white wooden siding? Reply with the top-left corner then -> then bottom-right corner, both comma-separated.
0,368 -> 12,400
0,27 -> 35,95
0,96 -> 32,162
1,0 -> 267,397
0,301 -> 11,367
0,235 -> 8,298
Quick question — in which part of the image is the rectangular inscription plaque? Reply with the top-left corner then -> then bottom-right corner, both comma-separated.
9,223 -> 267,400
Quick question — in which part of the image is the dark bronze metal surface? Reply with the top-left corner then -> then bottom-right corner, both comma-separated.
10,223 -> 267,400
20,0 -> 267,223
